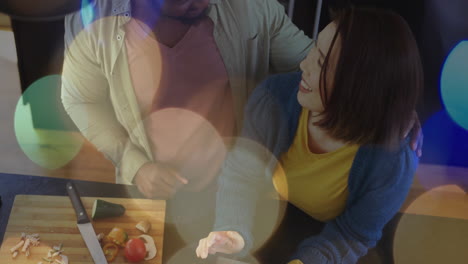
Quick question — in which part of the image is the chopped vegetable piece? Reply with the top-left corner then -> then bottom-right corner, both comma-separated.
10,240 -> 24,253
125,238 -> 146,262
92,199 -> 126,219
107,227 -> 128,247
103,243 -> 119,262
60,255 -> 69,264
22,238 -> 31,252
24,233 -> 40,246
96,233 -> 105,243
53,243 -> 63,252
11,233 -> 42,258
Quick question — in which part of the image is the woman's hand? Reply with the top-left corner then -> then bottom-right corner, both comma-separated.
196,231 -> 245,259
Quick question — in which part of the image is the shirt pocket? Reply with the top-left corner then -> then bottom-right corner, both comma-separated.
244,32 -> 266,92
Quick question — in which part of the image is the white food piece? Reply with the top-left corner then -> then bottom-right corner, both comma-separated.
22,238 -> 31,252
12,251 -> 18,259
26,233 -> 41,246
96,233 -> 105,242
53,244 -> 62,251
136,220 -> 152,234
26,248 -> 30,257
60,255 -> 69,264
139,235 -> 157,260
10,240 -> 24,253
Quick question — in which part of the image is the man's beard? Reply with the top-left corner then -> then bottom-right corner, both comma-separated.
146,0 -> 163,11
144,0 -> 209,25
170,7 -> 209,25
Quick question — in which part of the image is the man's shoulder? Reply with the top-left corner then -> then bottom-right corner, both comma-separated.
85,0 -> 127,18
64,0 -> 124,32
221,0 -> 265,8
64,0 -> 125,44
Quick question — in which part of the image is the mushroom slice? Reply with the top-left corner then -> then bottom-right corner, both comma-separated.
138,235 -> 157,260
135,220 -> 151,234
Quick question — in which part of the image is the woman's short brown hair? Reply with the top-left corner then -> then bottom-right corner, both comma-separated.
316,7 -> 423,147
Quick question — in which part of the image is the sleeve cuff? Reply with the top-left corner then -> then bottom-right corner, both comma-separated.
117,144 -> 150,185
291,246 -> 330,264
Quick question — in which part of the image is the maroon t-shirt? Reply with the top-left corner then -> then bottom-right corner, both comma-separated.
125,17 -> 235,191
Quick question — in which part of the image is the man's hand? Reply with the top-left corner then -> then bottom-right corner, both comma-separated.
196,231 -> 245,259
134,162 -> 188,199
404,110 -> 423,157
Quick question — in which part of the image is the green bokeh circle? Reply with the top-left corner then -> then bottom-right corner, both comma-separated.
14,75 -> 84,170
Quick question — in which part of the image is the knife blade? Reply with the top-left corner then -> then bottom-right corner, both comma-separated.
66,182 -> 108,264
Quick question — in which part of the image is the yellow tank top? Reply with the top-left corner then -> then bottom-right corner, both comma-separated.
272,108 -> 359,222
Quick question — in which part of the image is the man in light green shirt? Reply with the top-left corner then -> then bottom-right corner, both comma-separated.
62,0 -> 313,197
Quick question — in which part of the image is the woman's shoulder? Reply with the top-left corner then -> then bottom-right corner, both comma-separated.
351,138 -> 419,190
360,138 -> 418,165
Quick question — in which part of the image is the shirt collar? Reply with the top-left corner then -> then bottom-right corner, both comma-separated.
112,0 -> 220,15
111,0 -> 131,15
113,0 -> 220,26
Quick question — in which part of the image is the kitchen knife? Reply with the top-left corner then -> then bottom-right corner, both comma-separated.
66,182 -> 108,264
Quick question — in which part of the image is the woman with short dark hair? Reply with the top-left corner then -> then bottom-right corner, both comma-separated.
196,7 -> 423,264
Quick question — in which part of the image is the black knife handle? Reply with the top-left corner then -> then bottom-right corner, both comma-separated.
66,182 -> 90,224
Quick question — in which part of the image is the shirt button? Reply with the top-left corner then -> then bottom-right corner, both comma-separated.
117,35 -> 122,41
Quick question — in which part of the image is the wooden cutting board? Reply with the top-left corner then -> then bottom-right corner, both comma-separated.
0,195 -> 166,264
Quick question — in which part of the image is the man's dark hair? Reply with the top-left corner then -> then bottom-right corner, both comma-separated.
316,7 -> 424,148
